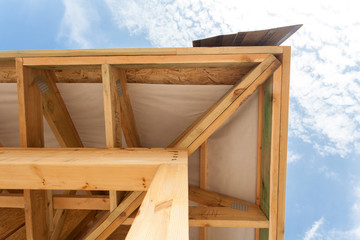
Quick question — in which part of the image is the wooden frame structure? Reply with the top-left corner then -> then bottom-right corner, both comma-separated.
0,46 -> 291,240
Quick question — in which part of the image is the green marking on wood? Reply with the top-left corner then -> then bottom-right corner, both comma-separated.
259,77 -> 273,240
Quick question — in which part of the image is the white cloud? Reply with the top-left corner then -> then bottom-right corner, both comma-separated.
59,0 -> 99,48
287,150 -> 301,164
304,217 -> 323,240
57,0 -> 360,157
318,166 -> 339,181
302,183 -> 360,240
102,0 -> 360,157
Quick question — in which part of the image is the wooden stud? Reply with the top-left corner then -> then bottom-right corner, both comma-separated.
102,64 -> 122,149
259,76 -> 273,240
102,64 -> 123,211
277,47 -> 291,240
170,55 -> 281,155
127,163 -> 189,240
269,67 -> 282,240
200,140 -> 208,240
16,58 -> 53,240
118,69 -> 141,148
256,84 -> 264,240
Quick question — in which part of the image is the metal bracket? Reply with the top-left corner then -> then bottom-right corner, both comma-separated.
116,80 -> 123,97
231,202 -> 248,211
34,76 -> 49,93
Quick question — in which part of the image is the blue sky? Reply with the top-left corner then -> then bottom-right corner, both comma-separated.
1,0 -> 360,239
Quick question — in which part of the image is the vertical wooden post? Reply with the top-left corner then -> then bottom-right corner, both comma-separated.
259,76 -> 273,240
269,67 -> 282,240
256,85 -> 264,240
277,47 -> 291,240
16,58 -> 53,239
102,64 -> 123,211
200,140 -> 208,240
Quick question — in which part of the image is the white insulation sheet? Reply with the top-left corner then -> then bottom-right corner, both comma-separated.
0,83 -> 259,240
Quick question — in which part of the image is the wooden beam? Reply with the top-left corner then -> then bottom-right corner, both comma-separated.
189,186 -> 268,228
0,194 -> 109,210
200,140 -> 208,240
0,193 -> 24,208
277,47 -> 291,240
53,194 -> 110,210
16,58 -> 53,240
83,191 -> 145,239
38,70 -> 83,148
127,163 -> 189,240
189,186 -> 258,209
102,64 -> 122,149
259,76 -> 273,240
21,54 -> 270,68
0,46 -> 284,59
256,84 -> 264,240
0,148 -> 186,191
118,69 -> 141,148
170,55 -> 281,155
0,64 -> 251,85
189,206 -> 268,228
269,67 -> 282,240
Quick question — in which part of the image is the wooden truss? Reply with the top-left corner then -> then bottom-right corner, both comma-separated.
0,46 -> 291,240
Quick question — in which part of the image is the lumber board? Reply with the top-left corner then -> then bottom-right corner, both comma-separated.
16,58 -> 53,240
189,187 -> 268,228
0,148 -> 186,191
40,70 -> 83,148
256,85 -> 264,240
0,46 -> 284,59
169,55 -> 281,155
0,193 -> 24,208
83,191 -> 145,239
102,64 -> 122,149
0,65 -> 251,84
189,186 -> 258,209
259,76 -> 273,240
21,54 -> 270,68
118,69 -> 141,148
126,164 -> 189,240
277,47 -> 291,240
200,140 -> 208,240
269,67 -> 282,240
0,194 -> 109,210
53,195 -> 110,210
102,64 -> 123,210
189,206 -> 268,228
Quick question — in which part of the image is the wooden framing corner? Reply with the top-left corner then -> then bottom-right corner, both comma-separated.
0,46 -> 291,240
